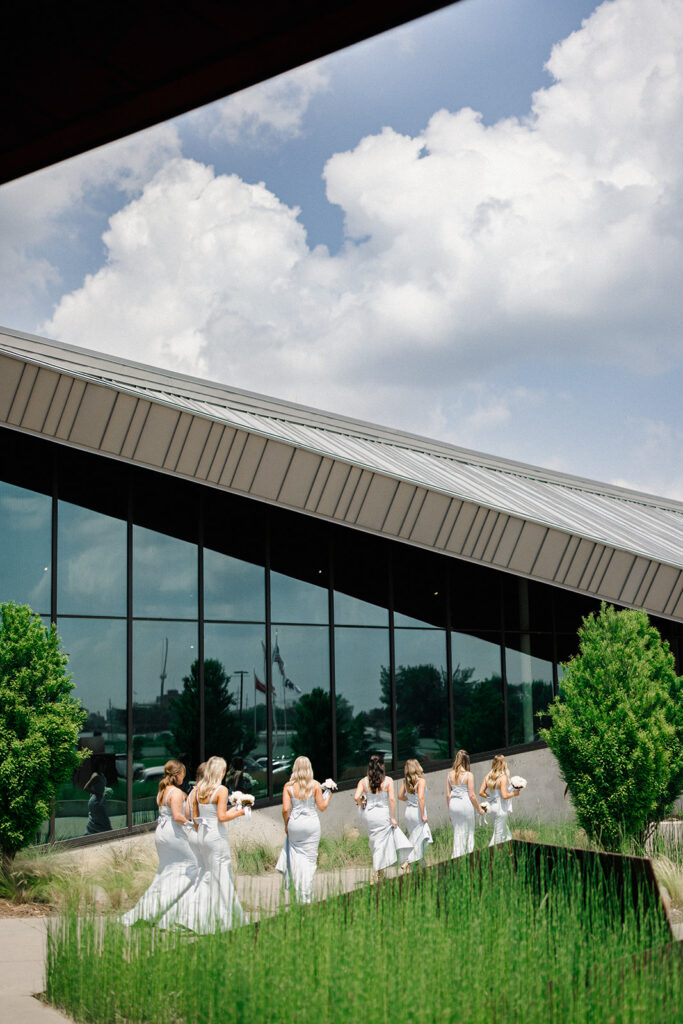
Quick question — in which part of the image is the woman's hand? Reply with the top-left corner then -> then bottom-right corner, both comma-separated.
391,818 -> 397,828
422,813 -> 428,823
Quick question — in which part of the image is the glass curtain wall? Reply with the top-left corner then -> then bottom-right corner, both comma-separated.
4,441 -> 658,844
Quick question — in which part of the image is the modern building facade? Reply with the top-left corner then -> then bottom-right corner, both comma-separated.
1,326 -> 682,843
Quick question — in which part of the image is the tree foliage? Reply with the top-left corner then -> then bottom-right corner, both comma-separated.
171,659 -> 254,772
289,688 -> 369,780
0,603 -> 86,862
540,603 -> 683,850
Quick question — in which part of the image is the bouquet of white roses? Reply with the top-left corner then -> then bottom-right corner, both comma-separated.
229,791 -> 256,807
510,776 -> 527,790
321,778 -> 338,792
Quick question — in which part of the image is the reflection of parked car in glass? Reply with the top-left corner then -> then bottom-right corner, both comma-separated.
135,765 -> 166,785
115,755 -> 144,780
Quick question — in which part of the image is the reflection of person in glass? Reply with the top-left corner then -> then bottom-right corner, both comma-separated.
84,757 -> 112,834
225,756 -> 253,794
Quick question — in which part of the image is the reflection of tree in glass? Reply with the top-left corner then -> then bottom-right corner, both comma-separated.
171,659 -> 255,772
290,688 -> 370,781
506,679 -> 554,745
452,665 -> 505,755
381,664 -> 446,745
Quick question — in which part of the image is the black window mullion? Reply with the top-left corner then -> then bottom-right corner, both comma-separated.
328,538 -> 337,781
126,481 -> 134,830
198,497 -> 205,764
265,519 -> 273,799
388,551 -> 397,773
48,456 -> 58,843
445,564 -> 454,762
500,576 -> 509,749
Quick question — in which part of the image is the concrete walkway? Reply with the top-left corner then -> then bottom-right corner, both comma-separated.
0,917 -> 72,1023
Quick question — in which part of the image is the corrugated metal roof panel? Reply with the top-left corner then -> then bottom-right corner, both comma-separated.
1,327 -> 682,577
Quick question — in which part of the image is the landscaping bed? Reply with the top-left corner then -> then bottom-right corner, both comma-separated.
46,841 -> 679,1024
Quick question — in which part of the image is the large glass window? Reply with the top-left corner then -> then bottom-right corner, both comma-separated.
133,526 -> 197,619
505,634 -> 554,746
0,481 -> 51,613
204,623 -> 267,797
54,618 -> 126,840
270,571 -> 328,624
393,622 -> 448,764
132,621 -> 198,824
268,625 -> 331,786
335,627 -> 391,779
334,591 -> 388,627
451,631 -> 505,755
204,547 -> 265,622
58,501 -> 126,616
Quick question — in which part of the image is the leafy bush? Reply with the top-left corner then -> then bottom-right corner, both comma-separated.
0,603 -> 86,863
541,603 -> 683,851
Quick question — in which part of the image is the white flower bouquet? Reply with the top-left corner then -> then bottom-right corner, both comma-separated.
321,778 -> 338,792
510,776 -> 527,790
229,791 -> 256,807
480,800 -> 490,813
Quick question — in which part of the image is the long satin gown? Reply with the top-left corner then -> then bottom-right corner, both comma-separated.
158,787 -> 246,933
404,789 -> 433,864
449,776 -> 476,858
361,778 -> 413,871
488,781 -> 513,846
275,786 -> 324,903
120,790 -> 198,925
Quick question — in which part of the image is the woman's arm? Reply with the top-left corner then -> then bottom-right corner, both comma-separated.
446,772 -> 452,805
466,772 -> 485,815
397,781 -> 407,802
314,782 -> 329,813
387,778 -> 397,827
353,778 -> 366,805
168,786 -> 189,824
216,785 -> 247,823
282,784 -> 292,831
499,777 -> 520,802
478,776 -> 489,799
417,778 -> 427,822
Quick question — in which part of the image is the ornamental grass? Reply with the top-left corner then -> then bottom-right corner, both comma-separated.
46,842 -> 679,1024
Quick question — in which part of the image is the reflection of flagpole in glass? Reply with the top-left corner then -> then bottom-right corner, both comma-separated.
159,637 -> 168,702
263,641 -> 278,751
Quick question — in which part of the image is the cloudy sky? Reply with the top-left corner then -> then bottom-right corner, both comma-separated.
2,0 -> 682,500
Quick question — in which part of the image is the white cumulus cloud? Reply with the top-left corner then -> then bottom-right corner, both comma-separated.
40,0 -> 683,494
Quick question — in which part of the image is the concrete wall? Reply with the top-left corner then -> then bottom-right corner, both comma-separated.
250,746 -> 575,845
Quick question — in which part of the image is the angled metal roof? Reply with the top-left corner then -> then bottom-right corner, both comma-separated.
1,325 -> 682,622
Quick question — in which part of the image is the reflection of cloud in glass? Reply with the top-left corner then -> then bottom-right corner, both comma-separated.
133,527 -> 197,617
334,627 -> 388,714
0,483 -> 51,610
204,549 -> 265,621
271,572 -> 328,624
59,503 -> 126,614
57,618 -> 125,718
133,622 -> 197,703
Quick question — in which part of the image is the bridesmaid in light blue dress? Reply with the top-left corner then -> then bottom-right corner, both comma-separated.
120,760 -> 197,925
479,754 -> 520,846
398,758 -> 433,869
447,749 -> 485,858
159,756 -> 248,933
355,754 -> 412,883
275,756 -> 332,903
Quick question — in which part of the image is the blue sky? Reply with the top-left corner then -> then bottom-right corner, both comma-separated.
1,0 -> 682,500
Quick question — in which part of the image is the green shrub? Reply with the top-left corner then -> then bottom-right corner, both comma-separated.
541,603 -> 683,851
0,603 -> 86,864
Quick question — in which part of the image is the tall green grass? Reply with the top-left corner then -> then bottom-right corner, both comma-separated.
46,844 -> 678,1024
